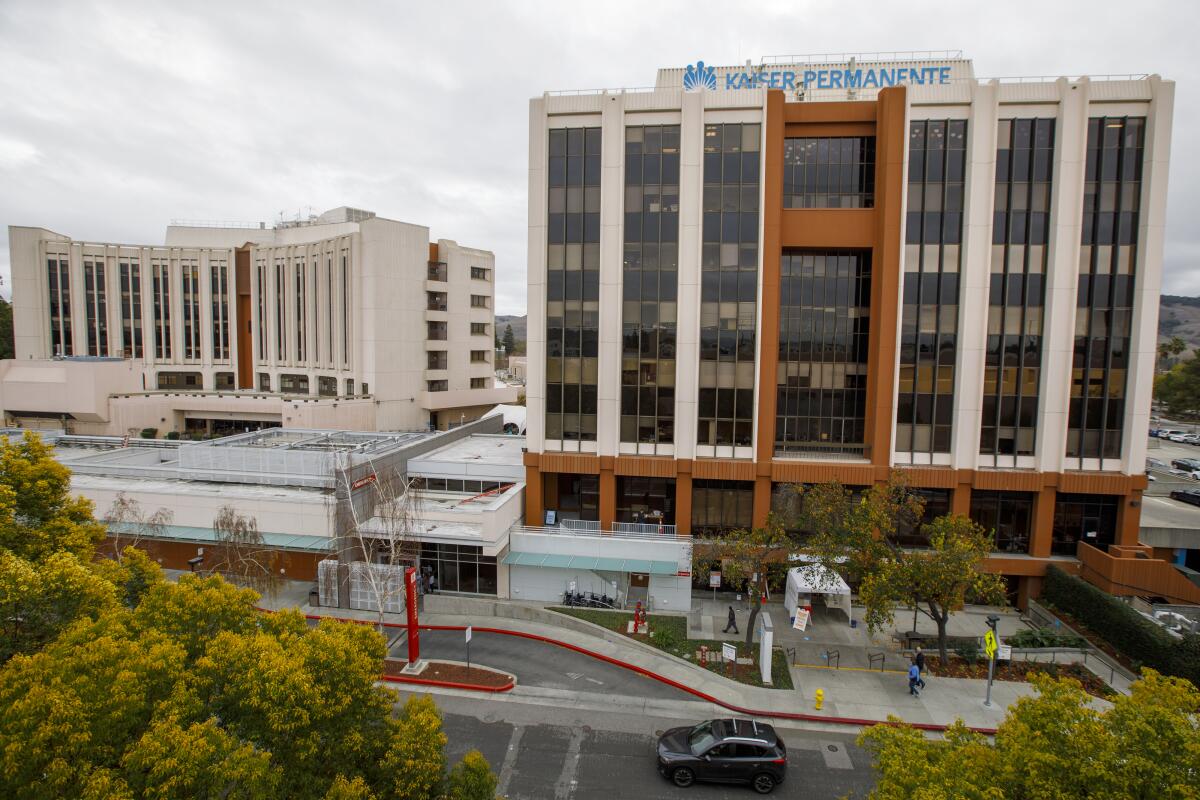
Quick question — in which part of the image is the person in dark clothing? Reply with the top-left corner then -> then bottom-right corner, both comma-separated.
914,646 -> 927,689
723,606 -> 739,634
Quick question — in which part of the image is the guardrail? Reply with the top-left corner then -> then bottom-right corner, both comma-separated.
511,523 -> 689,541
612,521 -> 677,537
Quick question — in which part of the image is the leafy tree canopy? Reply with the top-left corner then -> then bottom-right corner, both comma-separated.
861,670 -> 1200,800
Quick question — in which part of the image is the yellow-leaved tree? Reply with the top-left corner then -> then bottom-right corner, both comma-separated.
861,670 -> 1200,800
0,432 -> 498,800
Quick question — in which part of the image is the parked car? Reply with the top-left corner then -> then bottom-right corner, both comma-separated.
1147,458 -> 1169,470
1158,429 -> 1186,439
657,719 -> 787,795
1165,468 -> 1195,480
1177,434 -> 1200,445
1170,489 -> 1200,507
1171,459 -> 1200,472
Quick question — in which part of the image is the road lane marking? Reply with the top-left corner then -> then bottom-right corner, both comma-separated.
496,725 -> 523,797
554,727 -> 585,799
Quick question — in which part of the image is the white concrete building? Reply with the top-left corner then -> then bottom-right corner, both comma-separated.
5,206 -> 517,436
521,53 -> 1175,605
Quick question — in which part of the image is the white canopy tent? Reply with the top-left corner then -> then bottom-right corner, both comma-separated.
784,564 -> 853,625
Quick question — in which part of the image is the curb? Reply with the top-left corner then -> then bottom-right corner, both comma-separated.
381,673 -> 516,693
295,609 -> 999,735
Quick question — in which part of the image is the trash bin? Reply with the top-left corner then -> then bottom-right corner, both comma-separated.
309,589 -> 320,607
850,619 -> 858,629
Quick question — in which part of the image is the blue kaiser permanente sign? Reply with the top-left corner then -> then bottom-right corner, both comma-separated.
683,60 -> 953,92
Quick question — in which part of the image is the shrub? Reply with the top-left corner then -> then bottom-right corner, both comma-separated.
139,428 -> 157,439
165,431 -> 180,440
1008,627 -> 1087,649
954,640 -> 980,663
651,624 -> 681,653
1042,566 -> 1200,686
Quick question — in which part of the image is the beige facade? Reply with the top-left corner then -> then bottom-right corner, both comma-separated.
5,207 -> 517,435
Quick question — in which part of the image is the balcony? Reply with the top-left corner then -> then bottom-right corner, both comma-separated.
427,261 -> 447,282
1077,541 -> 1200,605
426,292 -> 448,312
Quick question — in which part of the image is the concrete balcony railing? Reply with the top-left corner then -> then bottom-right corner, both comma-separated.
1077,541 -> 1200,605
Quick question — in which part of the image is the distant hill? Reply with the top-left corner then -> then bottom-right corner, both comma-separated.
496,314 -> 526,348
1159,295 -> 1200,352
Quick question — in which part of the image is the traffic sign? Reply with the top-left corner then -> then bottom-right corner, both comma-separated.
983,629 -> 998,659
722,642 -> 736,662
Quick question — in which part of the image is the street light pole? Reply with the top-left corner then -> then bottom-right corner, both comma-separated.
984,614 -> 1000,707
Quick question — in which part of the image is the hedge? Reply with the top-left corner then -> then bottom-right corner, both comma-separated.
1042,565 -> 1200,687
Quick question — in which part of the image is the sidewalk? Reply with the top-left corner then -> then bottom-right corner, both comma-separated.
257,585 -> 1077,733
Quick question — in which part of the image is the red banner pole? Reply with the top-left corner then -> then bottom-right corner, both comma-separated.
405,567 -> 420,663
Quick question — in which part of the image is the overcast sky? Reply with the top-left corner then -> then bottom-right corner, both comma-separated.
0,1 -> 1195,315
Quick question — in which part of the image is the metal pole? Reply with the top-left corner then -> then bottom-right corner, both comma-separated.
984,614 -> 999,707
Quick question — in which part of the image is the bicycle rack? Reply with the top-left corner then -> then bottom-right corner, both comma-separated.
824,649 -> 841,669
868,651 -> 885,671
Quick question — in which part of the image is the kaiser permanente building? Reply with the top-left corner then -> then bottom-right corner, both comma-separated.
524,52 -> 1174,602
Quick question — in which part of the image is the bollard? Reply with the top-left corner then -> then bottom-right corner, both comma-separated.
700,645 -> 708,667
814,688 -> 824,711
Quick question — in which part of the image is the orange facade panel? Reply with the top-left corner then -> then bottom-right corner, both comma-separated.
692,459 -> 757,481
779,209 -> 875,248
972,470 -> 1045,492
1077,542 -> 1200,604
898,467 -> 963,489
533,452 -> 600,475
770,460 -> 880,486
1058,471 -> 1145,494
614,456 -> 676,478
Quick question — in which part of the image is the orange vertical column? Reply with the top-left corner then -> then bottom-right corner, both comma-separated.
751,89 -> 785,533
523,455 -> 543,527
676,464 -> 693,536
599,457 -> 616,533
864,86 -> 907,467
1116,489 -> 1144,548
755,89 -> 786,467
1030,486 -> 1056,558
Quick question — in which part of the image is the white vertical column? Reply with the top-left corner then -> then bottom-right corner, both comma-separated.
1037,78 -> 1090,474
525,97 -> 548,453
1122,76 -> 1175,473
952,81 -> 998,470
68,244 -> 85,356
105,246 -> 119,357
199,251 -> 214,367
673,91 -> 705,463
596,93 -> 625,456
169,253 -> 184,365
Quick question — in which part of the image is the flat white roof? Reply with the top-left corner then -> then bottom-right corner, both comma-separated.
69,473 -> 330,504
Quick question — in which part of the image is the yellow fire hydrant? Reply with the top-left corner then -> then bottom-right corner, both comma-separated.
814,688 -> 825,711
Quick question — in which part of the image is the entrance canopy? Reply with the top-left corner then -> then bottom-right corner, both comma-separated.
784,563 -> 852,624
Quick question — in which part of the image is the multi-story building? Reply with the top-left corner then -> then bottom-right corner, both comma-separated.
523,53 -> 1175,604
4,207 -> 517,434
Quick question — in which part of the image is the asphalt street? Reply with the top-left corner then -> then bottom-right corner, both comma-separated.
392,687 -> 874,800
392,628 -> 693,700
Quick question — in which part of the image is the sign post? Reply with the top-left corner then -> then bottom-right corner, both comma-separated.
710,571 -> 721,603
465,625 -> 472,673
983,615 -> 1000,707
722,642 -> 737,679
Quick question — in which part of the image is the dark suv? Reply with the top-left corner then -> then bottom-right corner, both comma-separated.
656,718 -> 786,794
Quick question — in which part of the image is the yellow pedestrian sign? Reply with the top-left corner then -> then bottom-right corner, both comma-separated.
984,629 -> 998,659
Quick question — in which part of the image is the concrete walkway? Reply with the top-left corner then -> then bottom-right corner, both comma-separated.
255,585 -> 1080,733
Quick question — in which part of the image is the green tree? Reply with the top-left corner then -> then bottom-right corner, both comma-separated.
800,475 -> 1005,661
1155,349 -> 1200,416
446,750 -> 498,800
1158,335 -> 1188,370
691,515 -> 796,646
860,670 -> 1200,800
131,573 -> 260,661
0,295 -> 13,361
0,432 -> 106,563
502,324 -> 516,354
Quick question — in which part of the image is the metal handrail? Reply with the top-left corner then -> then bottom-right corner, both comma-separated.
760,50 -> 966,64
511,523 -> 689,542
612,521 -> 677,536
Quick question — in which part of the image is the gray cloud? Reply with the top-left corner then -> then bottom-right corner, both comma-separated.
1,0 -> 1196,314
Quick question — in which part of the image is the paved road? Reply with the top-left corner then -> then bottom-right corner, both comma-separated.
394,689 -> 876,800
392,628 -> 693,700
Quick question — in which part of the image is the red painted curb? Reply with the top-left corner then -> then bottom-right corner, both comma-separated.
381,673 -> 515,693
295,610 -> 998,735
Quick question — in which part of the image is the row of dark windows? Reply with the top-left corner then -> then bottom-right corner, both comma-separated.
783,136 -> 876,208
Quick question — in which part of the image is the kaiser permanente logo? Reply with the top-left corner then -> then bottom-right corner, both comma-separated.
682,60 -> 953,91
683,60 -> 718,91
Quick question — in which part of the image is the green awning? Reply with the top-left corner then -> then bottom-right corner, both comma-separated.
502,551 -> 678,575
106,522 -> 332,553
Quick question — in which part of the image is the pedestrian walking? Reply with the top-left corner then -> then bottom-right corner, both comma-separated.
429,573 -> 437,594
914,646 -> 927,689
723,605 -> 739,634
908,660 -> 921,697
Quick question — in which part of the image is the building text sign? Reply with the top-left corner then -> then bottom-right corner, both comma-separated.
683,60 -> 953,93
